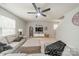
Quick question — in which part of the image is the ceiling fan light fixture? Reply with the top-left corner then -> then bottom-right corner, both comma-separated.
27,3 -> 50,18
37,13 -> 41,16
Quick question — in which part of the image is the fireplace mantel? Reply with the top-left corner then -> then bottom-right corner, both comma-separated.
34,33 -> 44,37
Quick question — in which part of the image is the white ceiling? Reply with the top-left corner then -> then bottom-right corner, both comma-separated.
0,3 -> 79,21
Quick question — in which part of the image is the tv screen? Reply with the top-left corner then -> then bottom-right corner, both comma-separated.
35,27 -> 43,32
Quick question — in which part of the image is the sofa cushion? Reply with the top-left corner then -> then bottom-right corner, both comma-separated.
9,42 -> 19,48
5,35 -> 17,44
13,37 -> 23,42
0,36 -> 8,44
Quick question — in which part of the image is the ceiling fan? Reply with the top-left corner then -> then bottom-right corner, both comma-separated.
27,3 -> 51,18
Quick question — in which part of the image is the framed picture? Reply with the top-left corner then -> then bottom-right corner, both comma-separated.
72,12 -> 79,26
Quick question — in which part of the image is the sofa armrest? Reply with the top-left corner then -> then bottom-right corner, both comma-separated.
11,38 -> 27,52
41,42 -> 52,54
41,43 -> 45,54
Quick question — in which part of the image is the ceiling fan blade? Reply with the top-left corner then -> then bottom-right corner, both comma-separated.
41,13 -> 47,17
42,8 -> 50,12
27,12 -> 36,14
32,3 -> 38,11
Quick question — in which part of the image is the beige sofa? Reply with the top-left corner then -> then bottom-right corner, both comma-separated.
0,35 -> 27,56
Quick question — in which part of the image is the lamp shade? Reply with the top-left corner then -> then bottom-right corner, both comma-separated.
18,29 -> 23,32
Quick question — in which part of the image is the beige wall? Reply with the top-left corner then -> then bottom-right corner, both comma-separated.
0,6 -> 26,35
56,7 -> 79,48
25,21 -> 55,38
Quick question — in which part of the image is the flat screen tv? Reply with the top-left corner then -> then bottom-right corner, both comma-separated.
35,27 -> 43,33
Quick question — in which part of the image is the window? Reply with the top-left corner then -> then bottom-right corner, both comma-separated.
0,15 -> 16,36
53,24 -> 58,30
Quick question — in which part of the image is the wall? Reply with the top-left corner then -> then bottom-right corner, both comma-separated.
26,21 -> 55,38
56,7 -> 79,48
0,6 -> 26,35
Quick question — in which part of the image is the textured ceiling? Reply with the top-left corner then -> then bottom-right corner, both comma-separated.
0,3 -> 79,22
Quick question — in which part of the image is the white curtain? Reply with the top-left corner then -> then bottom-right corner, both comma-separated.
0,15 -> 16,36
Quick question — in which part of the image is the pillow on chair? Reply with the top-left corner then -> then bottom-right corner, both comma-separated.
45,40 -> 66,56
